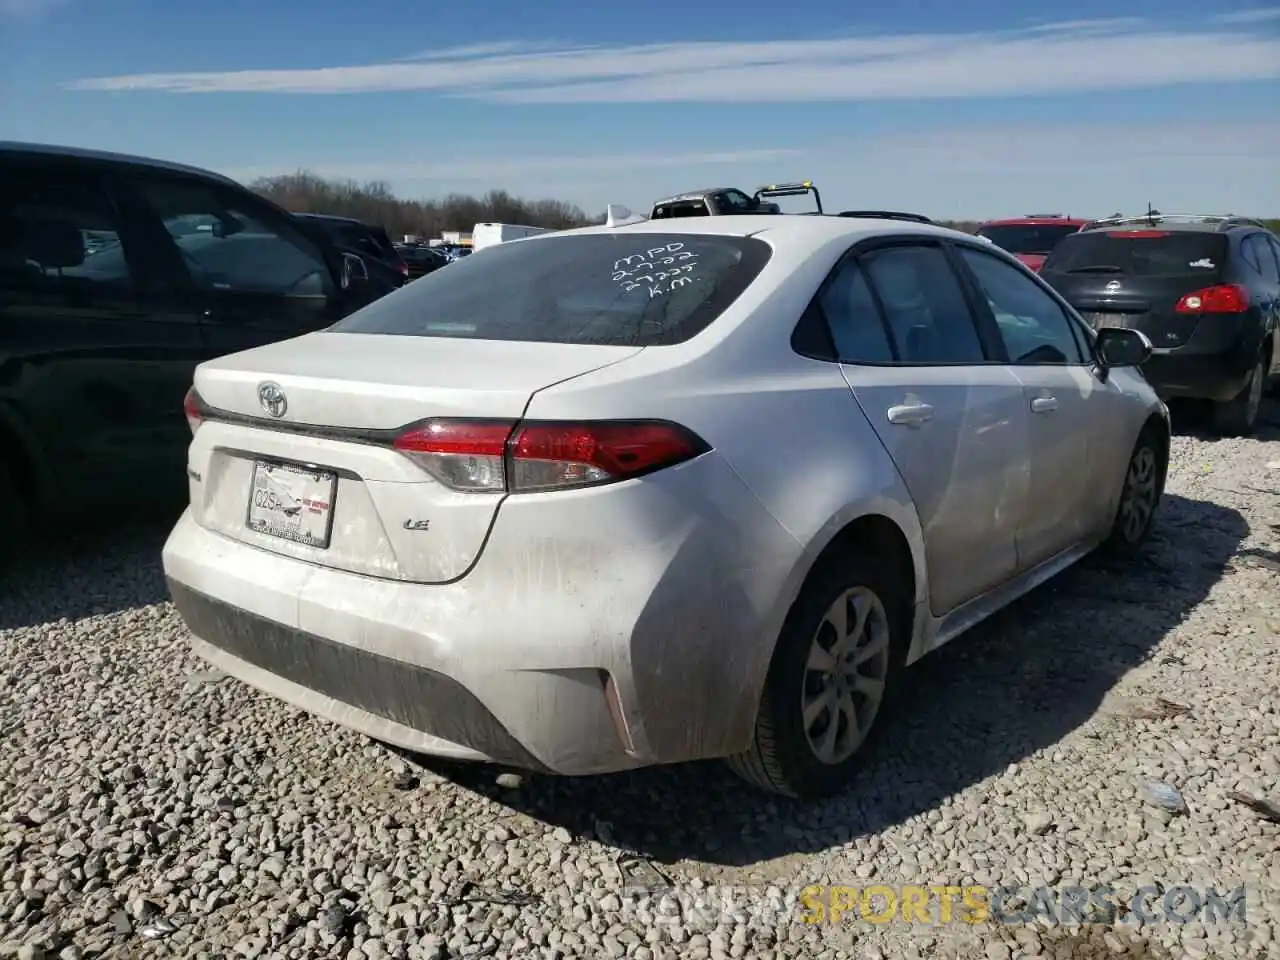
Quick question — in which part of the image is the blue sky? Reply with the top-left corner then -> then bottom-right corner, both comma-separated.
3,0 -> 1279,219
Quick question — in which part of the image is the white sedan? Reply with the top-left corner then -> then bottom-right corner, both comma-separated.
163,213 -> 1169,799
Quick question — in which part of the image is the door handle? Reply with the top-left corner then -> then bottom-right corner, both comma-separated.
886,403 -> 935,426
1030,395 -> 1059,414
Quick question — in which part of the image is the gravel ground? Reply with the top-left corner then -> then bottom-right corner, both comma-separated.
2,402 -> 1278,960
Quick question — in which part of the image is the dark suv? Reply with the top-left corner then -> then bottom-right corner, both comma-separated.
293,213 -> 408,280
1040,215 -> 1279,434
0,141 -> 401,545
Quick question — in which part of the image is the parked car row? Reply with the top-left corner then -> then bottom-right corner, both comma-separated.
3,139 -> 1278,800
394,242 -> 450,279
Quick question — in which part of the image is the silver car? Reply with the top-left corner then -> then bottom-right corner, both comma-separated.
163,214 -> 1169,799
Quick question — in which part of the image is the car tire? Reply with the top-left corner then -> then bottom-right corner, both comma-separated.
0,460 -> 29,564
1211,351 -> 1267,436
1101,427 -> 1167,555
726,551 -> 907,800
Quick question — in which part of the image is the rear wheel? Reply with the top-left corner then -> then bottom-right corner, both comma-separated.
727,552 -> 905,799
0,461 -> 29,564
1211,351 -> 1267,436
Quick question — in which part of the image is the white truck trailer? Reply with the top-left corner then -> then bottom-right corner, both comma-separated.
471,222 -> 551,251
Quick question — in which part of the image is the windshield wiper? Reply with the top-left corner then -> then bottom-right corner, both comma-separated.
1066,265 -> 1124,274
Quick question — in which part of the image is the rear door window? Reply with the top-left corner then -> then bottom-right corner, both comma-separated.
857,244 -> 988,363
817,261 -> 895,363
333,225 -> 385,260
0,167 -> 138,291
330,233 -> 771,346
1244,235 -> 1280,283
134,179 -> 334,297
370,227 -> 398,259
1266,237 -> 1280,282
1042,231 -> 1228,278
651,199 -> 711,219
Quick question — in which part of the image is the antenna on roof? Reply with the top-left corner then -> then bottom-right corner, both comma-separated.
605,204 -> 646,228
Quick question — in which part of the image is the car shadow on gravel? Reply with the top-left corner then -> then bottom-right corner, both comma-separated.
416,490 -> 1247,870
0,506 -> 179,631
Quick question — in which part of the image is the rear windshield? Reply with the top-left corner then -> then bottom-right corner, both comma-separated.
332,224 -> 395,258
975,224 -> 1081,256
329,233 -> 772,346
1042,231 -> 1228,277
651,200 -> 711,219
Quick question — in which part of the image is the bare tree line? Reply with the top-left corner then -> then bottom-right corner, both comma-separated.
248,171 -> 597,237
249,171 -> 1280,238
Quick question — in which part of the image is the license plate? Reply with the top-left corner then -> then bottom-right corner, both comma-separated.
246,461 -> 337,549
1086,312 -> 1129,329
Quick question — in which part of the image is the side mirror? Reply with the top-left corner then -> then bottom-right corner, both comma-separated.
340,252 -> 369,290
1095,327 -> 1152,369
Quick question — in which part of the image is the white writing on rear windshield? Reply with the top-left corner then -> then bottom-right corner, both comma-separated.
1189,258 -> 1215,268
612,242 -> 700,299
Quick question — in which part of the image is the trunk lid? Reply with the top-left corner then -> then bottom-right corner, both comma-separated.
188,332 -> 643,583
1014,253 -> 1047,272
1040,230 -> 1228,348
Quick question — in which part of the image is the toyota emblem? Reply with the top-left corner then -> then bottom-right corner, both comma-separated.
258,382 -> 287,418
1104,280 -> 1122,293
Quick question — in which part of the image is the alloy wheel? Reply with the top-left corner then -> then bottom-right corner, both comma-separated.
801,586 -> 891,765
1120,446 -> 1158,543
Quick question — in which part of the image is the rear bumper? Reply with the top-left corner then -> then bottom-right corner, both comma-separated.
167,579 -> 551,770
1141,353 -> 1253,402
160,455 -> 803,776
1140,315 -> 1261,403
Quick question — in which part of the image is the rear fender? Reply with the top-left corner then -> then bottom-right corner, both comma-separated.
728,496 -> 929,753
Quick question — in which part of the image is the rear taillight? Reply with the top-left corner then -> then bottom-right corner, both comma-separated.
1175,284 -> 1250,315
391,419 -> 709,493
183,387 -> 204,436
393,420 -> 510,492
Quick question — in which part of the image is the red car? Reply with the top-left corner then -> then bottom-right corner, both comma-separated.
974,214 -> 1089,272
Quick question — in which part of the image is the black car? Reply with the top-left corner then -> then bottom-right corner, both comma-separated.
395,243 -> 448,280
647,181 -> 823,219
1040,214 -> 1280,435
293,212 -> 409,280
0,141 -> 401,546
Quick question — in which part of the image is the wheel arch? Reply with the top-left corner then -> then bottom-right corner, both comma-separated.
736,501 -> 929,747
1139,406 -> 1172,491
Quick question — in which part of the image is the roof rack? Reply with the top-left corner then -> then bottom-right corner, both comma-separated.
837,210 -> 934,225
753,181 -> 823,214
1025,212 -> 1066,218
1081,213 -> 1267,231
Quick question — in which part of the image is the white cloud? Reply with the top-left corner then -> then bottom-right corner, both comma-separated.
64,16 -> 1280,102
391,40 -> 562,63
1212,7 -> 1280,24
1018,17 -> 1148,34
